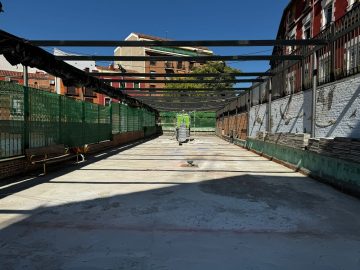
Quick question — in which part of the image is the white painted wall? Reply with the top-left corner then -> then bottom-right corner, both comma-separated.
248,73 -> 360,139
315,75 -> 360,138
271,89 -> 312,134
0,55 -> 42,73
249,104 -> 267,137
53,48 -> 96,72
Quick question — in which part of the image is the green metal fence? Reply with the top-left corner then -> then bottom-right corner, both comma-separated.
0,81 -> 156,159
159,111 -> 216,132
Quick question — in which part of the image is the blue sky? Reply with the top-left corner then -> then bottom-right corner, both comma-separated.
0,0 -> 289,76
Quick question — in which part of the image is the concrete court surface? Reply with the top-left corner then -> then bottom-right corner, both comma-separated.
0,136 -> 360,270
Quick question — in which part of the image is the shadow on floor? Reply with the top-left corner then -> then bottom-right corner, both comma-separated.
1,172 -> 360,269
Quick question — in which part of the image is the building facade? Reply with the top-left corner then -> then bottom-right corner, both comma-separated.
239,0 -> 360,140
271,0 -> 360,97
114,32 -> 214,89
0,70 -> 55,92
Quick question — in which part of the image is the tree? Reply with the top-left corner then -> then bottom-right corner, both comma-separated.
165,61 -> 240,90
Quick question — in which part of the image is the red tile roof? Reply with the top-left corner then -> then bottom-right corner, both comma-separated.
0,70 -> 54,80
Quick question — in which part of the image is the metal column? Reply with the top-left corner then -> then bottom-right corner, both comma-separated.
311,52 -> 317,138
23,66 -> 30,149
267,79 -> 272,133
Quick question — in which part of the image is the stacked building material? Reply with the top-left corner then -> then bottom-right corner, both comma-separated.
307,137 -> 360,163
256,132 -> 310,149
256,131 -> 267,141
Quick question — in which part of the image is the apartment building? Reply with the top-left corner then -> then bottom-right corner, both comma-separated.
114,32 -> 214,89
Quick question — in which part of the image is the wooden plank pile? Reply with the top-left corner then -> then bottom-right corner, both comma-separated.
255,132 -> 310,150
307,137 -> 360,163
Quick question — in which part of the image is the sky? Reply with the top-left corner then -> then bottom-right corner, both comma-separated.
0,0 -> 289,82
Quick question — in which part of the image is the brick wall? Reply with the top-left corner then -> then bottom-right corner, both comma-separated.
0,157 -> 27,180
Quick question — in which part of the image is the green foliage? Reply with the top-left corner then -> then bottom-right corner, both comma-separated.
165,61 -> 240,90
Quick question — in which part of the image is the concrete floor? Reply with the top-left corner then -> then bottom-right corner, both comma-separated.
0,136 -> 360,270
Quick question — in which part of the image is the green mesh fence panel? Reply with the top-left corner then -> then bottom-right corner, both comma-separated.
0,81 -> 157,159
83,102 -> 100,144
127,106 -> 135,132
190,112 -> 216,130
0,81 -> 24,158
120,104 -> 128,133
160,111 -> 215,131
160,112 -> 177,129
112,103 -> 120,134
60,96 -> 83,147
28,88 -> 60,148
98,105 -> 111,141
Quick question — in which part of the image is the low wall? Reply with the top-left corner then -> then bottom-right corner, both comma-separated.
216,133 -> 360,196
246,137 -> 360,196
0,129 -> 158,181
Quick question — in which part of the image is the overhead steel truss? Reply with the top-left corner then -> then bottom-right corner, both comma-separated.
89,72 -> 274,77
2,30 -> 331,113
118,87 -> 250,91
104,79 -> 264,83
30,39 -> 329,47
55,55 -> 302,62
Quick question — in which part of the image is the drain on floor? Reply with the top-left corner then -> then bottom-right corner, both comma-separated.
179,160 -> 198,167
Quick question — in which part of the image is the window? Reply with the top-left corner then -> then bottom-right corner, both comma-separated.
67,86 -> 77,95
104,97 -> 111,106
345,37 -> 360,73
150,70 -> 156,79
11,99 -> 23,116
319,53 -> 331,83
150,60 -> 156,66
177,61 -> 183,69
288,27 -> 296,53
303,21 -> 311,39
303,62 -> 311,88
134,82 -> 140,89
285,71 -> 295,95
189,61 -> 195,70
322,1 -> 333,28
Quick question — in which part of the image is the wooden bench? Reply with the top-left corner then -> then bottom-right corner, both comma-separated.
25,144 -> 80,175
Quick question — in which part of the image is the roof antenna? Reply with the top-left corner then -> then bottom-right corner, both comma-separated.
0,2 -> 4,13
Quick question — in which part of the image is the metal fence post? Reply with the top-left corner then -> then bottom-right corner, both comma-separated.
247,90 -> 251,138
23,66 -> 30,150
82,102 -> 85,146
311,51 -> 317,138
267,79 -> 272,133
97,104 -> 100,143
109,101 -> 113,135
330,23 -> 335,82
58,95 -> 62,144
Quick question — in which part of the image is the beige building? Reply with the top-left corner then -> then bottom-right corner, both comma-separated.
114,32 -> 213,88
